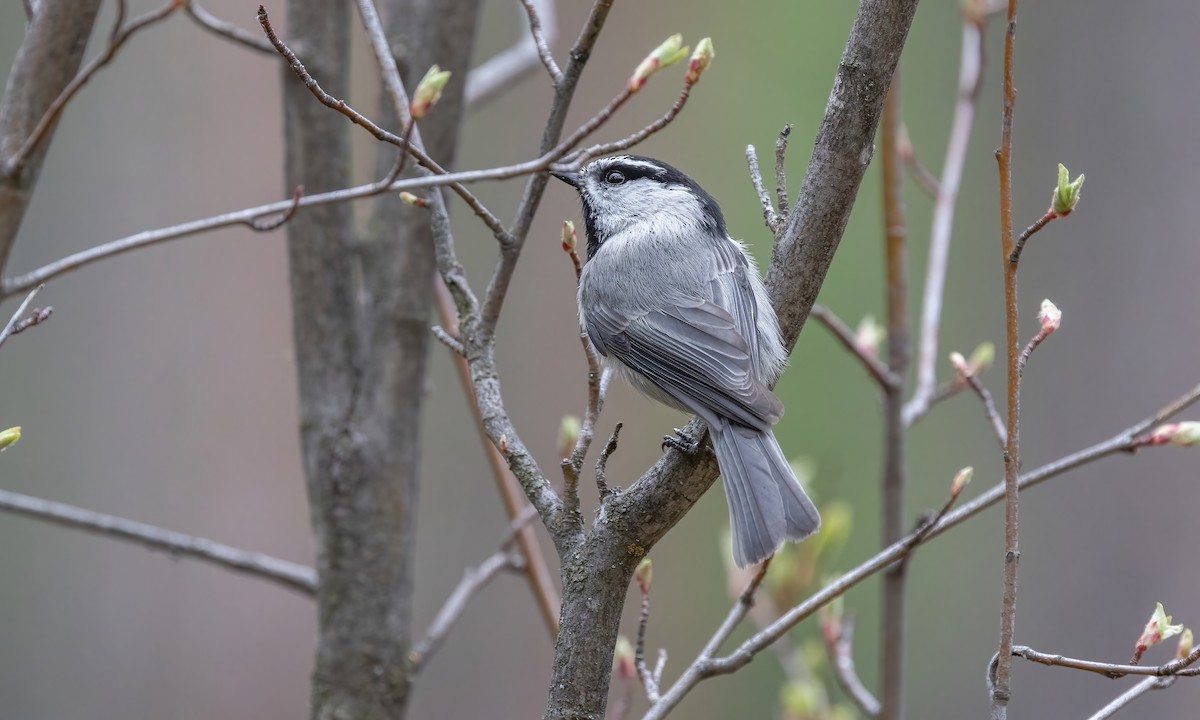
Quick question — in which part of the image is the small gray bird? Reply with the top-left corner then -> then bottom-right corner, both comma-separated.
553,155 -> 820,567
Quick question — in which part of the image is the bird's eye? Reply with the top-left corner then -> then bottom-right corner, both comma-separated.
604,170 -> 626,185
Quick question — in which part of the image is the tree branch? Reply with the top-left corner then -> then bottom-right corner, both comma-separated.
1086,677 -> 1176,720
991,1 -> 1022,715
823,614 -> 881,718
1010,644 -> 1200,680
0,282 -> 44,350
810,304 -> 898,389
465,0 -> 560,107
0,487 -> 316,594
641,382 -> 1200,715
183,0 -> 275,54
906,9 -> 987,420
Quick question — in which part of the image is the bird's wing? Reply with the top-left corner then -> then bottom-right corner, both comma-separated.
707,238 -> 765,376
584,295 -> 782,431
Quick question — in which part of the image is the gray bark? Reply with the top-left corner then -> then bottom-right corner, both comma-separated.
282,0 -> 478,717
0,0 -> 104,273
544,1 -> 920,717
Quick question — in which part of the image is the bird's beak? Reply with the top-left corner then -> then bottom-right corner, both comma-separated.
551,169 -> 582,188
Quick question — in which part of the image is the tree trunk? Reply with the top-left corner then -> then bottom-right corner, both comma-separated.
282,0 -> 478,717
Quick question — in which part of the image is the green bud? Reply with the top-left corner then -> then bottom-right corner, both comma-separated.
685,37 -> 714,85
411,65 -> 452,119
558,415 -> 580,457
635,557 -> 653,594
629,34 -> 687,91
0,426 -> 20,451
1052,163 -> 1084,217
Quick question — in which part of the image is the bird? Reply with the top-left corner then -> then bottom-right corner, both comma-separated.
552,155 -> 820,567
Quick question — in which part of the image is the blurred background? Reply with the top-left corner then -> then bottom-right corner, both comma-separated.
1,0 -> 1198,718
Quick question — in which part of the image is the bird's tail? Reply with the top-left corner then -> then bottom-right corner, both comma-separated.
711,419 -> 820,568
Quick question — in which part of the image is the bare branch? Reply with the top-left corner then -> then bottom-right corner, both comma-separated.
1008,209 -> 1056,266
642,382 -> 1200,716
183,0 -> 274,54
3,1 -> 181,179
431,324 -> 466,357
0,487 -> 316,594
774,124 -> 791,224
1086,676 -> 1176,720
642,559 -> 771,720
562,77 -> 700,168
408,507 -> 537,673
595,422 -> 622,499
465,0 -> 561,107
0,283 -> 44,350
433,282 -> 560,637
746,144 -> 780,233
809,304 -> 898,389
260,2 -> 508,244
1010,644 -> 1200,679
244,185 -> 303,232
906,14 -> 987,422
822,614 -> 881,718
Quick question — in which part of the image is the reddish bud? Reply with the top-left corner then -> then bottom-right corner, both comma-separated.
685,37 -> 714,85
561,220 -> 577,254
629,35 -> 687,92
1038,299 -> 1061,334
613,636 -> 636,680
1144,421 -> 1200,447
1133,602 -> 1183,663
398,192 -> 428,208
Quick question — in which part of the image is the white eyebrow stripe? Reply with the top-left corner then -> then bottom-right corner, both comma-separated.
588,157 -> 663,175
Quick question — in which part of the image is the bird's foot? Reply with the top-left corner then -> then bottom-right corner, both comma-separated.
662,427 -> 701,456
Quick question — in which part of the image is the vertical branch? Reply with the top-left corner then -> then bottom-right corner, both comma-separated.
990,1 -> 1022,717
907,9 -> 986,419
879,76 -> 909,720
0,0 -> 105,273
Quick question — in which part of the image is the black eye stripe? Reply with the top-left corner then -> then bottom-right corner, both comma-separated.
594,161 -> 662,183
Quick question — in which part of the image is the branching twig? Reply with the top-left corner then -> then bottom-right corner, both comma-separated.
0,487 -> 316,594
746,144 -> 780,233
562,79 -> 697,168
809,304 -> 898,389
244,185 -> 303,232
433,281 -> 560,636
642,382 -> 1200,717
183,0 -> 274,54
258,4 -> 510,243
4,1 -> 181,179
906,10 -> 987,422
595,422 -> 623,499
1008,209 -> 1055,265
822,614 -> 881,718
407,506 -> 537,673
642,559 -> 771,720
465,0 -> 560,107
0,283 -> 44,350
1009,643 -> 1200,680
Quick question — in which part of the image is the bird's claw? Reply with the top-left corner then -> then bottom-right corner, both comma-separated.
662,427 -> 701,456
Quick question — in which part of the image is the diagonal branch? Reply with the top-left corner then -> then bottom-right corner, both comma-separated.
0,283 -> 44,350
0,487 -> 316,594
465,0 -> 560,107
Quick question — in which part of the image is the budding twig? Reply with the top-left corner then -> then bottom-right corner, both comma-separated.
0,284 -> 45,350
746,144 -> 781,233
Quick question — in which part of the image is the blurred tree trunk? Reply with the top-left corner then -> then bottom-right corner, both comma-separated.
281,0 -> 478,717
0,0 -> 103,272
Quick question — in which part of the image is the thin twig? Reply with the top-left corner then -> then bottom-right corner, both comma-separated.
823,614 -> 881,717
991,0 -> 1022,715
244,185 -> 303,232
3,1 -> 182,179
878,76 -> 909,720
1008,209 -> 1055,265
635,574 -> 662,703
0,284 -> 44,350
561,229 -> 611,512
258,4 -> 511,243
595,422 -> 622,499
183,0 -> 274,54
1011,644 -> 1200,679
810,304 -> 898,389
746,145 -> 780,233
906,13 -> 987,422
0,487 -> 316,594
519,0 -> 562,84
903,150 -> 941,199
1086,676 -> 1176,720
465,0 -> 560,107
431,325 -> 465,356
774,124 -> 791,226
563,79 -> 697,168
433,280 -> 560,637
407,512 -> 537,672
7,306 -> 53,336
967,373 -> 1008,449
643,382 -> 1200,718
642,559 -> 771,720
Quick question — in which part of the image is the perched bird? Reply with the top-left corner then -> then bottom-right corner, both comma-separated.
553,155 -> 819,567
